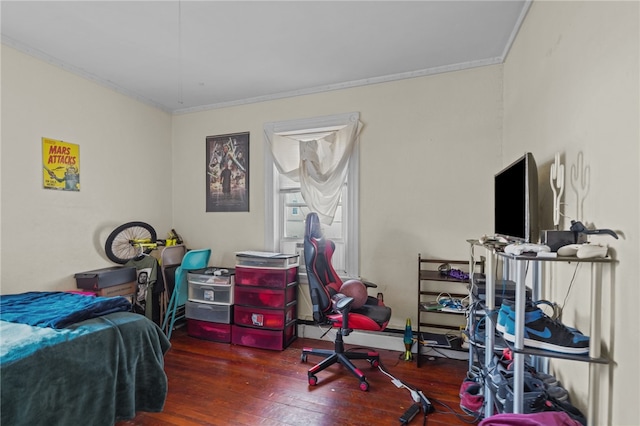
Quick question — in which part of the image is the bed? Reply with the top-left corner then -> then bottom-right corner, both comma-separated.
0,291 -> 171,426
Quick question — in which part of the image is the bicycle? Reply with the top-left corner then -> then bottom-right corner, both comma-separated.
105,221 -> 182,264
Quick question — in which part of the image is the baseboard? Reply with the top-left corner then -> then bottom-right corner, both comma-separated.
297,324 -> 468,361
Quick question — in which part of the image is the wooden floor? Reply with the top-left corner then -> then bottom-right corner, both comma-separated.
117,327 -> 478,426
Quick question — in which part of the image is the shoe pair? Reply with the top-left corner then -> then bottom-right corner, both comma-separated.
471,319 -> 509,350
496,300 -> 590,355
459,379 -> 483,416
501,382 -> 586,426
497,299 -> 563,335
498,374 -> 546,408
494,368 -> 570,405
489,353 -> 571,402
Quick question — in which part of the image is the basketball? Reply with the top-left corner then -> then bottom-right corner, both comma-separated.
339,280 -> 368,309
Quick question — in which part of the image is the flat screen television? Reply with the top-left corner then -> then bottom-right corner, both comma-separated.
494,152 -> 539,243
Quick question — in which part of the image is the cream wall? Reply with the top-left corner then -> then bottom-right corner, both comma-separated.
1,44 -> 503,329
503,1 -> 639,425
2,3 -> 637,423
171,65 -> 504,330
0,46 -> 174,293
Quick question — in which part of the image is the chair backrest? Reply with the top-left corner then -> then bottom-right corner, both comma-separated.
304,212 -> 343,322
160,245 -> 187,289
174,249 -> 211,306
181,249 -> 211,270
161,245 -> 187,268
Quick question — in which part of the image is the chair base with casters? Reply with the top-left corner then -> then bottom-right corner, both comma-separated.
301,328 -> 380,392
300,290 -> 390,392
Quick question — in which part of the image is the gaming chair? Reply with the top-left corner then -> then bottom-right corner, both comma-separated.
301,212 -> 391,391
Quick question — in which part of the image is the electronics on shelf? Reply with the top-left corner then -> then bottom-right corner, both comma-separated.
556,243 -> 609,258
504,243 -> 550,256
478,234 -> 508,245
494,152 -> 539,244
557,244 -> 582,256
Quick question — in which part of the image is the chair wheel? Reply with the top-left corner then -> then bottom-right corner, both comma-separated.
359,380 -> 369,391
308,375 -> 318,386
301,354 -> 308,363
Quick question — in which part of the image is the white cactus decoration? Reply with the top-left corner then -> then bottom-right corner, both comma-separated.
570,152 -> 590,222
550,152 -> 565,229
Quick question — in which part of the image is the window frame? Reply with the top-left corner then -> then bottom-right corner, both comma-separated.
264,112 -> 360,278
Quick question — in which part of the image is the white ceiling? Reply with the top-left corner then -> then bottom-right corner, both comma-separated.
1,1 -> 530,114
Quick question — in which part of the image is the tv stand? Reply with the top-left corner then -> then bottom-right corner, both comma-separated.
467,239 -> 614,424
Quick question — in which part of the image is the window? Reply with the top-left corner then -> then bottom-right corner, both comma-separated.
264,112 -> 360,277
279,179 -> 347,275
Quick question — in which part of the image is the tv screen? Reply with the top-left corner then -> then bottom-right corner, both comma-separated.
494,153 -> 538,243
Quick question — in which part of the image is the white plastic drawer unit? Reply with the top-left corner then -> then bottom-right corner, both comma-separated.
188,281 -> 234,305
188,268 -> 234,286
235,252 -> 299,269
185,301 -> 233,324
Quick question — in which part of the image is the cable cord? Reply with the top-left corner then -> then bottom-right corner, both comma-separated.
313,330 -> 480,423
436,292 -> 467,311
377,362 -> 480,424
420,345 -> 450,359
560,263 -> 581,317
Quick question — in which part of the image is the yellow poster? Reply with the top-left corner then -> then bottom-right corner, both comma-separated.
42,137 -> 80,191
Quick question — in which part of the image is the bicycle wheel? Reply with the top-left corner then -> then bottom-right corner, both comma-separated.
105,221 -> 157,264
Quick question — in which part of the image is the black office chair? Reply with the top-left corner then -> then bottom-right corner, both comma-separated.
301,212 -> 392,391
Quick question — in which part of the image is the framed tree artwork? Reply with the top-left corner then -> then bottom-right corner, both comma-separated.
206,132 -> 249,212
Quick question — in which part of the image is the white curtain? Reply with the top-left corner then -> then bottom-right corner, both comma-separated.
266,118 -> 362,225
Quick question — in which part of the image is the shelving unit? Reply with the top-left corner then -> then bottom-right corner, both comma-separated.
416,254 -> 484,367
468,240 -> 613,424
464,270 -> 515,379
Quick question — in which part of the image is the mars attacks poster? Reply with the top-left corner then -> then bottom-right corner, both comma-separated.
42,137 -> 80,191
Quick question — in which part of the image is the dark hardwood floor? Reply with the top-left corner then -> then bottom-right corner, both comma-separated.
117,327 -> 478,426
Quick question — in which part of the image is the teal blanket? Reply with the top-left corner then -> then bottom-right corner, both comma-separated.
1,312 -> 171,425
0,291 -> 131,329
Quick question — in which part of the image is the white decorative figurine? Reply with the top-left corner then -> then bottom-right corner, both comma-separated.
550,152 -> 564,229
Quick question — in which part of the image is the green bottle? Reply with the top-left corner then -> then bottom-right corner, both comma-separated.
403,318 -> 413,361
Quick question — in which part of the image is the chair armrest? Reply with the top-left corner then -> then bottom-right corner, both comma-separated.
362,280 -> 377,288
332,294 -> 354,311
331,294 -> 353,335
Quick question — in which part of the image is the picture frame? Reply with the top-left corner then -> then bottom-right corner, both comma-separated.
206,132 -> 249,212
42,137 -> 80,192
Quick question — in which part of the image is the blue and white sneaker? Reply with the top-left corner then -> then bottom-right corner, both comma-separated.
497,299 -> 560,335
502,307 -> 590,354
496,299 -> 515,334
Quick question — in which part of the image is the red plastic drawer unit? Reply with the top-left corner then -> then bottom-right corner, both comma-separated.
234,303 -> 297,330
185,301 -> 233,324
235,266 -> 298,288
233,284 -> 297,309
231,321 -> 297,351
187,319 -> 232,343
